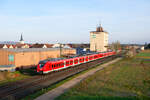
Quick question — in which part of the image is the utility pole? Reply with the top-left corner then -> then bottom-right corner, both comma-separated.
59,43 -> 62,57
95,43 -> 97,52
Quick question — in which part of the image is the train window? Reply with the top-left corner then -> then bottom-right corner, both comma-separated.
89,56 -> 92,60
55,64 -> 57,67
80,59 -> 82,62
74,59 -> 78,63
70,60 -> 73,64
61,63 -> 64,66
66,61 -> 69,65
76,59 -> 78,63
86,57 -> 88,61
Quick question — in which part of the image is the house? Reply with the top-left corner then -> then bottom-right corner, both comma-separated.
16,44 -> 30,48
0,44 -> 8,48
45,44 -> 53,48
63,44 -> 72,49
7,44 -> 14,48
141,46 -> 145,51
52,43 -> 64,48
12,45 -> 18,49
30,44 -> 48,48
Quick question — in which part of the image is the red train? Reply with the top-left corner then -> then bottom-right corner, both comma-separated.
37,51 -> 116,74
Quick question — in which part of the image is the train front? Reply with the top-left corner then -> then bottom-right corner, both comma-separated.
37,60 -> 47,74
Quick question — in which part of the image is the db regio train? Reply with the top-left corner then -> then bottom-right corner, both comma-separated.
37,51 -> 116,74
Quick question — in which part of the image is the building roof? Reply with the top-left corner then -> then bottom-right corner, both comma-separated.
96,26 -> 104,32
67,44 -> 90,48
91,24 -> 107,33
45,44 -> 53,48
0,44 -> 6,48
0,48 -> 75,53
30,44 -> 45,48
15,44 -> 29,48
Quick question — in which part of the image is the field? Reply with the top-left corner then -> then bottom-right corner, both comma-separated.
55,50 -> 150,100
136,50 -> 150,58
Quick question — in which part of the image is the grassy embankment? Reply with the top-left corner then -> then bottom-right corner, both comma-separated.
56,50 -> 150,100
0,68 -> 37,86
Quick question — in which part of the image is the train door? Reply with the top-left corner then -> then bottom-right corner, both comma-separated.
74,58 -> 78,65
65,60 -> 70,67
85,56 -> 88,62
70,60 -> 73,66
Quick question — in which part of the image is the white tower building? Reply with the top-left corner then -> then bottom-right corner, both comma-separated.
90,25 -> 108,52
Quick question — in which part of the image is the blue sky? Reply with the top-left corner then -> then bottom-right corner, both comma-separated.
0,0 -> 150,44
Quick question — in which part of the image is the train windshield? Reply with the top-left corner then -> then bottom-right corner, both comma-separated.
39,61 -> 46,68
39,63 -> 45,68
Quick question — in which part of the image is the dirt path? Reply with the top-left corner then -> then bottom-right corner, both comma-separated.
34,58 -> 122,100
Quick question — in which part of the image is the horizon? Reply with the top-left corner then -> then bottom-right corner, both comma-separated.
0,0 -> 150,44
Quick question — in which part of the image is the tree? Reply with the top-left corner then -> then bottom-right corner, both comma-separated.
145,43 -> 150,49
110,40 -> 121,51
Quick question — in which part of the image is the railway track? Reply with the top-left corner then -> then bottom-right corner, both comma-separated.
0,54 -> 120,100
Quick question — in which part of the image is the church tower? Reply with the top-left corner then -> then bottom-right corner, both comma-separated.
20,34 -> 24,44
90,24 -> 108,52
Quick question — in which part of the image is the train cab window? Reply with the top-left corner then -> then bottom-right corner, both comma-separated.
39,61 -> 46,68
39,63 -> 45,68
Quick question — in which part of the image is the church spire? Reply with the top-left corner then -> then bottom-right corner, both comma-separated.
20,33 -> 24,44
20,34 -> 23,41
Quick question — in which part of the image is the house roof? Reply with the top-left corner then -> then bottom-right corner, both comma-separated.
45,44 -> 53,48
67,44 -> 90,48
30,44 -> 46,48
15,44 -> 29,48
6,44 -> 12,48
0,48 -> 75,52
0,44 -> 6,48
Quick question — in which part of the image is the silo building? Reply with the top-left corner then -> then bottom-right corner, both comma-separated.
90,25 -> 108,52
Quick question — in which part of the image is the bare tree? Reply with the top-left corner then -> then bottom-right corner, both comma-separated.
110,40 -> 121,52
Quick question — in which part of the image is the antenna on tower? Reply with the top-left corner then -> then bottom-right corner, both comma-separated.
99,20 -> 102,27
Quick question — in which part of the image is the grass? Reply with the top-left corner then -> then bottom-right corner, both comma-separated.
0,68 -> 38,86
136,50 -> 150,58
0,71 -> 30,86
55,51 -> 150,100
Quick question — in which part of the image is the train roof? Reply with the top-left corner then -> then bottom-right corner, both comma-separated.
39,58 -> 66,63
39,51 -> 114,63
